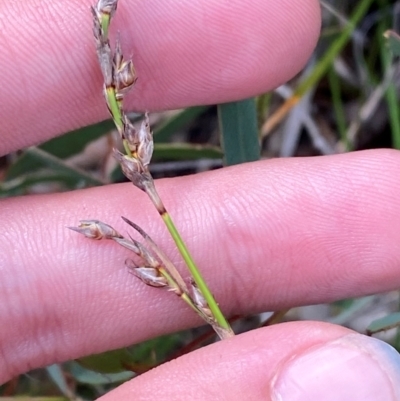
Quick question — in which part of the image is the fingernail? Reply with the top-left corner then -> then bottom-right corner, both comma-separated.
271,334 -> 400,401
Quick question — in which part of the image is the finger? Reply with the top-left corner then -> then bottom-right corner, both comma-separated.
2,149 -> 400,383
98,322 -> 400,401
0,0 -> 320,154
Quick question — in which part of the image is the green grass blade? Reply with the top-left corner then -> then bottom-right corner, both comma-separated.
328,67 -> 351,150
367,312 -> 400,335
262,0 -> 374,136
67,362 -> 133,385
6,120 -> 114,180
379,11 -> 400,149
0,171 -> 82,197
385,30 -> 400,57
256,92 -> 272,129
154,106 -> 209,143
383,70 -> 400,150
17,147 -> 104,186
218,98 -> 260,166
40,119 -> 115,158
153,143 -> 222,160
46,364 -> 74,399
296,0 -> 374,98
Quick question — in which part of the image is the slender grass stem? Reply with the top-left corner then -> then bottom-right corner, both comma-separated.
89,0 -> 234,339
143,182 -> 233,336
377,0 -> 400,149
161,211 -> 232,333
261,0 -> 374,136
327,67 -> 351,150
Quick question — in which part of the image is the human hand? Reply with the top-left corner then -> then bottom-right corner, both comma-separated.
2,0 -> 400,399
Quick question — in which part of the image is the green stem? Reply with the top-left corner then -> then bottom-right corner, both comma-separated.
377,0 -> 400,149
159,266 -> 209,321
296,0 -> 374,98
161,212 -> 232,331
262,0 -> 373,136
327,67 -> 351,150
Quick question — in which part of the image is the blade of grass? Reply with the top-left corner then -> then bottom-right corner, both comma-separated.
0,171 -> 83,197
328,66 -> 351,150
256,92 -> 272,129
41,120 -> 115,159
218,98 -> 260,166
6,120 -> 115,180
367,312 -> 400,336
330,296 -> 375,326
67,362 -> 133,385
25,147 -> 105,186
262,0 -> 374,136
153,106 -> 209,143
153,143 -> 222,160
385,30 -> 400,56
378,4 -> 400,149
46,364 -> 76,400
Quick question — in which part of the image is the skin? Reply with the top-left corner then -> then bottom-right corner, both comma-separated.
1,0 -> 400,399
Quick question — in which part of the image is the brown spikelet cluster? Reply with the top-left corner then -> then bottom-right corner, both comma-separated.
69,218 -> 224,337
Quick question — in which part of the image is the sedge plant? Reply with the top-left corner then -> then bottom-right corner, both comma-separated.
69,0 -> 234,340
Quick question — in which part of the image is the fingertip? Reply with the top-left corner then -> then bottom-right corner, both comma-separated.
98,322 -> 400,401
271,333 -> 400,401
123,0 -> 322,109
0,0 -> 321,154
99,322 -> 349,401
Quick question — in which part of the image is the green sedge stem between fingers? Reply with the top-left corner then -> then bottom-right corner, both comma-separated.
161,212 -> 232,332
